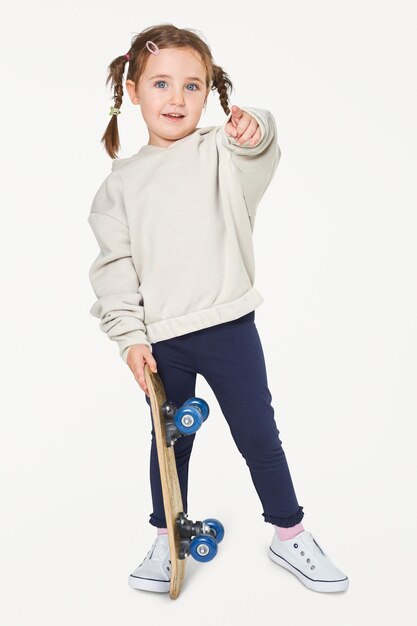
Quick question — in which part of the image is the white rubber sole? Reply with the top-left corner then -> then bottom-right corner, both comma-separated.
128,574 -> 170,593
268,547 -> 349,593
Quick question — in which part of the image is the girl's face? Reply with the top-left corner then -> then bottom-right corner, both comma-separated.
126,47 -> 210,148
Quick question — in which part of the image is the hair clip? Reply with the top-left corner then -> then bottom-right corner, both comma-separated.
145,40 -> 160,55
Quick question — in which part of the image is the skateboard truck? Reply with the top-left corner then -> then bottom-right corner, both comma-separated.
176,511 -> 224,561
161,397 -> 210,447
161,401 -> 182,447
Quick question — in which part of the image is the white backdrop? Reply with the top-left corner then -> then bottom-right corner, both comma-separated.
1,1 -> 416,624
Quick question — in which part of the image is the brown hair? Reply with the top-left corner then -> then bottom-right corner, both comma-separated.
101,23 -> 233,159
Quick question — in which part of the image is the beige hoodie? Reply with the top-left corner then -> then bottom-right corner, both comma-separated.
88,106 -> 281,363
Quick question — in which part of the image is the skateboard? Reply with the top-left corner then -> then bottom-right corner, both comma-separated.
144,363 -> 225,599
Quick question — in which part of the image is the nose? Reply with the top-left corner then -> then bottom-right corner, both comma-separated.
170,87 -> 185,106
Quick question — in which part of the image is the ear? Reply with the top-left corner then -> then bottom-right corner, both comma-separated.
126,79 -> 140,105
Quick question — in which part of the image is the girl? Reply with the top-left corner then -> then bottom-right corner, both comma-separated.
88,23 -> 349,595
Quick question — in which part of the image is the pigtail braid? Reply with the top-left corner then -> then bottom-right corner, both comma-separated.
211,64 -> 233,115
100,55 -> 130,159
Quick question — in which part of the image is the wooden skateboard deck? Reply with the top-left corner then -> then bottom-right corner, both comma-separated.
144,363 -> 186,599
144,363 -> 225,600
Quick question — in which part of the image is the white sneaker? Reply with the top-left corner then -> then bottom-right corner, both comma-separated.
128,534 -> 171,593
268,529 -> 349,592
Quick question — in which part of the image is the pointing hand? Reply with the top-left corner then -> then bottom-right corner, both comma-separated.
224,105 -> 262,147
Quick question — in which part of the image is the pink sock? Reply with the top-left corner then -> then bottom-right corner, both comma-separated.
274,521 -> 305,541
157,527 -> 168,535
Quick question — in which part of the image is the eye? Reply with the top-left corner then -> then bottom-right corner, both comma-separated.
152,81 -> 200,91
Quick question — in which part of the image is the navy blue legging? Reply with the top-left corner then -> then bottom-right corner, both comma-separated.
145,310 -> 304,528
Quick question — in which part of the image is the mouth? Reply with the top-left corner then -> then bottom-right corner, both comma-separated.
162,113 -> 185,121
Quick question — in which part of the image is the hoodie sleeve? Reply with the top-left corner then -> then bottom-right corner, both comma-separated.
87,171 -> 152,363
219,106 -> 281,226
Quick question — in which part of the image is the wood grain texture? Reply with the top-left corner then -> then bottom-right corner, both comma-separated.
144,363 -> 186,600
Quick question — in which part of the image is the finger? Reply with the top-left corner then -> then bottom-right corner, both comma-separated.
224,105 -> 243,137
230,104 -> 243,124
236,117 -> 259,145
224,120 -> 238,138
146,356 -> 158,373
233,112 -> 256,142
227,117 -> 250,140
248,127 -> 262,146
231,108 -> 249,137
133,368 -> 146,391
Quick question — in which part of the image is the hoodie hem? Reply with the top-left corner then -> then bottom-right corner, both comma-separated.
146,287 -> 264,344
